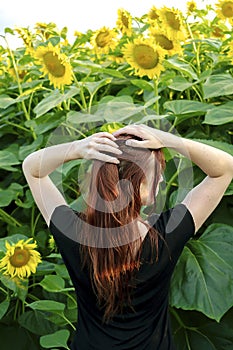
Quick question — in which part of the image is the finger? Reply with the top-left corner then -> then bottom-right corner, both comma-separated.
96,132 -> 117,141
97,144 -> 123,155
113,126 -> 133,135
113,126 -> 144,139
125,139 -> 148,148
95,137 -> 120,149
92,151 -> 120,164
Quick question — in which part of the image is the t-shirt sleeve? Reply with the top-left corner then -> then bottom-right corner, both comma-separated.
49,205 -> 81,244
153,204 -> 195,263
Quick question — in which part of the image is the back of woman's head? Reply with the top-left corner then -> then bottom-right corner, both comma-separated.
80,133 -> 165,322
87,134 -> 165,227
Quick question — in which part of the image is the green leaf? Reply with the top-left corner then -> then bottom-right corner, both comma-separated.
0,298 -> 10,320
35,261 -> 57,275
67,110 -> 104,124
168,76 -> 195,91
204,102 -> 233,125
0,94 -> 30,109
171,307 -> 233,350
15,278 -> 29,302
0,234 -> 29,251
56,159 -> 82,177
165,57 -> 198,80
19,135 -> 43,160
18,310 -> 58,336
203,74 -> 233,98
191,139 -> 233,156
40,330 -> 70,349
39,275 -> 65,292
0,95 -> 15,109
96,99 -> 145,122
164,100 -> 212,116
170,224 -> 233,322
83,78 -> 112,96
101,68 -> 125,78
0,150 -> 20,171
0,183 -> 24,207
0,324 -> 39,350
33,87 -> 80,117
131,79 -> 154,91
27,300 -> 65,313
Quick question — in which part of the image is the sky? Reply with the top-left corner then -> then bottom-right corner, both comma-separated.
0,0 -> 211,48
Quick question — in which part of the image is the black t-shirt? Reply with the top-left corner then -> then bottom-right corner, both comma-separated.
49,204 -> 195,350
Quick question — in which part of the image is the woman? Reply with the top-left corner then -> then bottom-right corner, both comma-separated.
22,124 -> 233,350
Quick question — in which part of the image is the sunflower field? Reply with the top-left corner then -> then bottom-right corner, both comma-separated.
0,1 -> 233,349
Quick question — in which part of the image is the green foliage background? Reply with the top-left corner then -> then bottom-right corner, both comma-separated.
0,3 -> 233,349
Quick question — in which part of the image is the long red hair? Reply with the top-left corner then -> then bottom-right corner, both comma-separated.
79,134 -> 165,322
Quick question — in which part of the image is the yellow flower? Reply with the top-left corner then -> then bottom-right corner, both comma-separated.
48,235 -> 56,250
149,26 -> 182,56
116,8 -> 132,36
216,0 -> 233,24
158,6 -> 187,41
210,23 -> 227,38
122,37 -> 165,79
14,26 -> 34,50
91,27 -> 117,54
147,6 -> 160,24
100,122 -> 124,134
186,1 -> 197,15
0,238 -> 42,279
34,42 -> 73,89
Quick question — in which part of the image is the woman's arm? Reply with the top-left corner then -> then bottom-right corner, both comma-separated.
114,125 -> 233,233
22,132 -> 121,225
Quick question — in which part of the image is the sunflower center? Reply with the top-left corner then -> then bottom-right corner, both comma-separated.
165,11 -> 180,30
222,2 -> 233,17
96,31 -> 110,47
43,51 -> 65,77
9,247 -> 30,267
121,14 -> 129,28
149,9 -> 159,20
133,44 -> 159,69
154,34 -> 174,50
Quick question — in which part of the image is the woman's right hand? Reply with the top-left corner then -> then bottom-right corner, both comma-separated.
73,132 -> 122,164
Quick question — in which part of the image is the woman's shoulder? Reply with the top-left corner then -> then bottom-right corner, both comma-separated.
148,204 -> 195,239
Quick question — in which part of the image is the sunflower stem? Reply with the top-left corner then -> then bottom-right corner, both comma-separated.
153,79 -> 160,114
0,208 -> 22,227
60,312 -> 76,331
4,35 -> 37,140
165,158 -> 182,196
0,286 -> 8,295
72,74 -> 87,110
13,298 -> 20,321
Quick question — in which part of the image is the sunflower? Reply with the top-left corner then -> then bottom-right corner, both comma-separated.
149,26 -> 182,56
14,26 -> 34,49
116,8 -> 132,36
211,22 -> 227,38
147,6 -> 160,24
122,37 -> 165,79
48,235 -> 56,250
158,6 -> 187,41
186,1 -> 197,15
91,27 -> 117,54
34,42 -> 73,89
216,0 -> 233,24
0,238 -> 42,279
